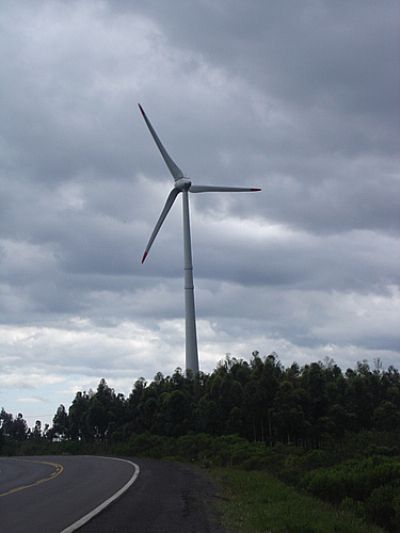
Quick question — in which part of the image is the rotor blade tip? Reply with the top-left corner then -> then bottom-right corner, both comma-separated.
251,188 -> 261,191
141,251 -> 148,264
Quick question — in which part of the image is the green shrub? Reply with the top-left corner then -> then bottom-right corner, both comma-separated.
126,432 -> 172,457
303,469 -> 347,503
365,485 -> 400,532
241,454 -> 271,471
214,468 -> 384,533
303,457 -> 400,505
176,432 -> 213,461
339,497 -> 366,521
303,449 -> 337,469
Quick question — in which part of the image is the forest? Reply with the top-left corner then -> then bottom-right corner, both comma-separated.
1,352 -> 400,531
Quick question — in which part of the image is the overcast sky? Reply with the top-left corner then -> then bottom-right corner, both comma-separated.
1,0 -> 399,427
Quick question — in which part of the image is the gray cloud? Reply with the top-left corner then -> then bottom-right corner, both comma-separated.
0,0 -> 399,423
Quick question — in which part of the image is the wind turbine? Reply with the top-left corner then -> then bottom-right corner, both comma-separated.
139,104 -> 261,374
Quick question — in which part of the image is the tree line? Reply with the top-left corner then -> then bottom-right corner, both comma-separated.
2,352 -> 398,448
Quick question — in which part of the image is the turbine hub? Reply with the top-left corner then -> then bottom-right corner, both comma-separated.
175,178 -> 192,191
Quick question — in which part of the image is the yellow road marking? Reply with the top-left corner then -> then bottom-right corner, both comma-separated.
0,459 -> 64,498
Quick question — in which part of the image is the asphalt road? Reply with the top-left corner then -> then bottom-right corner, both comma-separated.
0,455 -> 224,533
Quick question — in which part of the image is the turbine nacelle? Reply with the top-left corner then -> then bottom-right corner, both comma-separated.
175,178 -> 192,191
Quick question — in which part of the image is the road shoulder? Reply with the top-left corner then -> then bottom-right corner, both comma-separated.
79,457 -> 225,533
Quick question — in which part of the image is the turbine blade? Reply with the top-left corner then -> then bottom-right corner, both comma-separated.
189,185 -> 261,193
141,188 -> 180,263
138,104 -> 185,181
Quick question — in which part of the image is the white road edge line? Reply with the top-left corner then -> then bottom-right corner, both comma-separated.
60,456 -> 140,533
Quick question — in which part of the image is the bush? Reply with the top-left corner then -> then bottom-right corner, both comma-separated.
176,433 -> 213,461
126,432 -> 173,457
339,497 -> 366,521
302,457 -> 400,505
303,449 -> 338,469
365,485 -> 400,532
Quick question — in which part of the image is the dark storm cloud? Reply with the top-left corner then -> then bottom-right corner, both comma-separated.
112,0 -> 400,237
129,1 -> 398,127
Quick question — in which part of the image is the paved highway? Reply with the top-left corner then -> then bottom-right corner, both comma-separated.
0,456 -> 223,532
0,455 -> 138,533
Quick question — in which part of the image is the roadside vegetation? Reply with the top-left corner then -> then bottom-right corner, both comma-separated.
1,352 -> 400,531
212,468 -> 385,533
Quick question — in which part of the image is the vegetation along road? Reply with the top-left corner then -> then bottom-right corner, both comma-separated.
0,455 -> 222,533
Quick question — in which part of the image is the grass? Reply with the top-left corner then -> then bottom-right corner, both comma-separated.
212,468 -> 385,533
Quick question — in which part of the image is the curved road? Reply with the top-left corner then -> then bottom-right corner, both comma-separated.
0,455 -> 138,533
0,455 -> 223,533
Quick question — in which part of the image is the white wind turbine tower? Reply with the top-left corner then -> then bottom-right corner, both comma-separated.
139,104 -> 261,374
